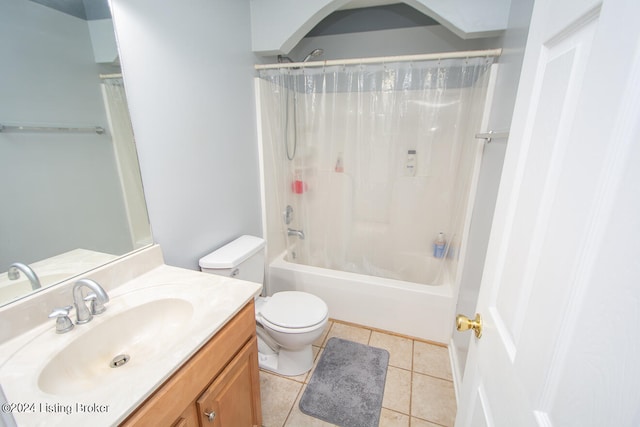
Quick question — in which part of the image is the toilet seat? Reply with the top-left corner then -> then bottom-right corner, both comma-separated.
258,291 -> 328,330
258,315 -> 328,335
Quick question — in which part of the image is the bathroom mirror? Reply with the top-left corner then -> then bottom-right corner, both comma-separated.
0,0 -> 152,307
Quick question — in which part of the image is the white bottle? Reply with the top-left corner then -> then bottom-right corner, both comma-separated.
405,150 -> 416,176
433,232 -> 446,258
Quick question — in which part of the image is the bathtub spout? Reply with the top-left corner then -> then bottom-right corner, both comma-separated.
287,228 -> 305,240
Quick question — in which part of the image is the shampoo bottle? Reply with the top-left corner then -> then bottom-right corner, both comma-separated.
291,171 -> 306,194
433,232 -> 446,258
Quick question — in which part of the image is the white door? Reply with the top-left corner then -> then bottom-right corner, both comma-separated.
456,0 -> 640,425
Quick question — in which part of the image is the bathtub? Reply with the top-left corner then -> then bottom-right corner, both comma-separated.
266,251 -> 456,343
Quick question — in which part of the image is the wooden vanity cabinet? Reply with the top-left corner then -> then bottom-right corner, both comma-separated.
121,301 -> 262,427
196,339 -> 260,426
171,405 -> 199,427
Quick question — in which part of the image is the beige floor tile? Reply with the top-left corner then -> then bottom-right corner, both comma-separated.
413,341 -> 453,381
284,383 -> 338,427
313,320 -> 333,347
369,331 -> 413,370
411,373 -> 456,427
270,345 -> 321,383
260,371 -> 303,427
325,322 -> 371,345
304,346 -> 324,384
379,408 -> 410,427
410,417 -> 446,427
382,366 -> 411,415
260,322 -> 458,427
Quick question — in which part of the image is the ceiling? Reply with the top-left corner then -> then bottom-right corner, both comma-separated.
29,0 -> 432,34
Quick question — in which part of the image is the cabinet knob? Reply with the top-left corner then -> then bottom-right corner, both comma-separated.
204,410 -> 216,422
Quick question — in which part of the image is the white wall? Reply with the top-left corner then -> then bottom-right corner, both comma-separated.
0,0 -> 131,272
87,19 -> 118,63
110,0 -> 262,270
451,0 -> 535,379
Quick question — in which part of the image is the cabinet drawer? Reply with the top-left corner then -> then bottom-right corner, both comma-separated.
121,301 -> 256,426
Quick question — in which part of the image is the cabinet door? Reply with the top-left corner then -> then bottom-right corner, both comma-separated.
171,405 -> 199,427
196,338 -> 262,427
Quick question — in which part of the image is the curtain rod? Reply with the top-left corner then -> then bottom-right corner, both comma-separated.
254,48 -> 502,70
99,73 -> 123,79
475,130 -> 509,143
0,124 -> 105,134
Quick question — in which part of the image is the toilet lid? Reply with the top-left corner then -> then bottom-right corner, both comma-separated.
260,291 -> 328,329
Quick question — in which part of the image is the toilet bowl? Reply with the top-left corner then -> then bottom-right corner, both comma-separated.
255,292 -> 328,375
199,235 -> 329,376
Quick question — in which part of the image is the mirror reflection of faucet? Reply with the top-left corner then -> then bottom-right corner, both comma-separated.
7,262 -> 41,290
287,228 -> 305,240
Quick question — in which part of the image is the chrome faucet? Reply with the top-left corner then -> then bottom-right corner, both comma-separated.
48,305 -> 74,334
72,279 -> 109,324
7,262 -> 41,290
287,228 -> 305,240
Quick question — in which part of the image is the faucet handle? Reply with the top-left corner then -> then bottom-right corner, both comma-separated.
84,293 -> 107,315
48,305 -> 74,334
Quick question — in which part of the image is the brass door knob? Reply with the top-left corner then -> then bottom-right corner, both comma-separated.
456,313 -> 483,338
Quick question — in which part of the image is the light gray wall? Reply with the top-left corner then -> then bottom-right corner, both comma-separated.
110,0 -> 262,270
0,0 -> 131,272
452,0 -> 535,378
287,25 -> 501,62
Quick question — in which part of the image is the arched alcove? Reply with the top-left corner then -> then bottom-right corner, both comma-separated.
250,0 -> 510,55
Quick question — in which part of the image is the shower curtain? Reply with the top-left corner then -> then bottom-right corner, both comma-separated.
101,78 -> 150,248
258,57 -> 492,285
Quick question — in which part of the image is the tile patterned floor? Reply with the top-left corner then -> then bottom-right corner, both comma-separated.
259,320 -> 457,427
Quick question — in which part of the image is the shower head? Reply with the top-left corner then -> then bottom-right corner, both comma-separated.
277,55 -> 294,63
302,48 -> 324,63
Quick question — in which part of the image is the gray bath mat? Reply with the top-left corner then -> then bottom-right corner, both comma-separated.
299,337 -> 390,427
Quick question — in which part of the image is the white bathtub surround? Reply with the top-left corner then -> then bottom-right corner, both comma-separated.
0,245 -> 261,426
257,53 -> 494,343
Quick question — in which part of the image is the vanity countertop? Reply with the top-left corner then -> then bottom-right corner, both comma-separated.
0,246 -> 261,426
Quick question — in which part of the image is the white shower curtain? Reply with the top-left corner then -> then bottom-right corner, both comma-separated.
101,78 -> 151,248
259,57 -> 492,285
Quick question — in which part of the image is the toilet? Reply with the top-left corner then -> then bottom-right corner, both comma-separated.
199,235 -> 328,376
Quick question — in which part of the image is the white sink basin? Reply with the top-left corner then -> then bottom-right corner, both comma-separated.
38,297 -> 193,395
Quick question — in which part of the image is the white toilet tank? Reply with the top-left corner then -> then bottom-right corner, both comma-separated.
199,235 -> 265,283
